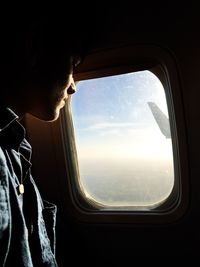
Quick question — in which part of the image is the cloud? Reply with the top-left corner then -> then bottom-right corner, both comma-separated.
87,122 -> 136,130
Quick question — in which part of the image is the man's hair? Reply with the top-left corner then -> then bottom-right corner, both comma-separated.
2,13 -> 85,62
0,11 -> 89,88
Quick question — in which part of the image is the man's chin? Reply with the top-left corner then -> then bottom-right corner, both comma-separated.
28,108 -> 61,122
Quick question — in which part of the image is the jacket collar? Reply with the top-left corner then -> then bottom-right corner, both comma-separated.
0,107 -> 19,131
0,107 -> 25,150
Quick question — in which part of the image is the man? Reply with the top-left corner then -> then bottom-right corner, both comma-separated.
0,13 -> 83,266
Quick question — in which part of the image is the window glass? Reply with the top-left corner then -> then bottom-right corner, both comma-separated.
71,71 -> 174,209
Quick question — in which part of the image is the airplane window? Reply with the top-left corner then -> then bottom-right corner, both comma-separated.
71,70 -> 174,209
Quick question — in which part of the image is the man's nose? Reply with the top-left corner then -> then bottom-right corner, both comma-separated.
67,77 -> 76,95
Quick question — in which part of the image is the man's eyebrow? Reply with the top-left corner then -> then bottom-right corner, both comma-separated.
73,55 -> 82,68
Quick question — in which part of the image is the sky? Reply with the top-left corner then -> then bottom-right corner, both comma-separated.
71,70 -> 173,162
70,70 -> 174,207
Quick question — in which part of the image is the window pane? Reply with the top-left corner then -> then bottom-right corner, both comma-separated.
71,71 -> 174,209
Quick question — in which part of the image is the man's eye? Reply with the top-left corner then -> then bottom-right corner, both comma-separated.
73,55 -> 81,69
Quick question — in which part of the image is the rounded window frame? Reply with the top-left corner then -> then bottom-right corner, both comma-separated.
59,44 -> 189,224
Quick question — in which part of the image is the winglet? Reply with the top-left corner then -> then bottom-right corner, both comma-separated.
147,102 -> 171,138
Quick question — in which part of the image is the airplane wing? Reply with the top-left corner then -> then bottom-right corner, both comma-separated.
147,102 -> 171,138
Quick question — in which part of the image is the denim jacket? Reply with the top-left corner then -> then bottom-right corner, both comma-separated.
0,107 -> 58,267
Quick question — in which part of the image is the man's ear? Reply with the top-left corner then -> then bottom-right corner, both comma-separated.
24,33 -> 38,69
